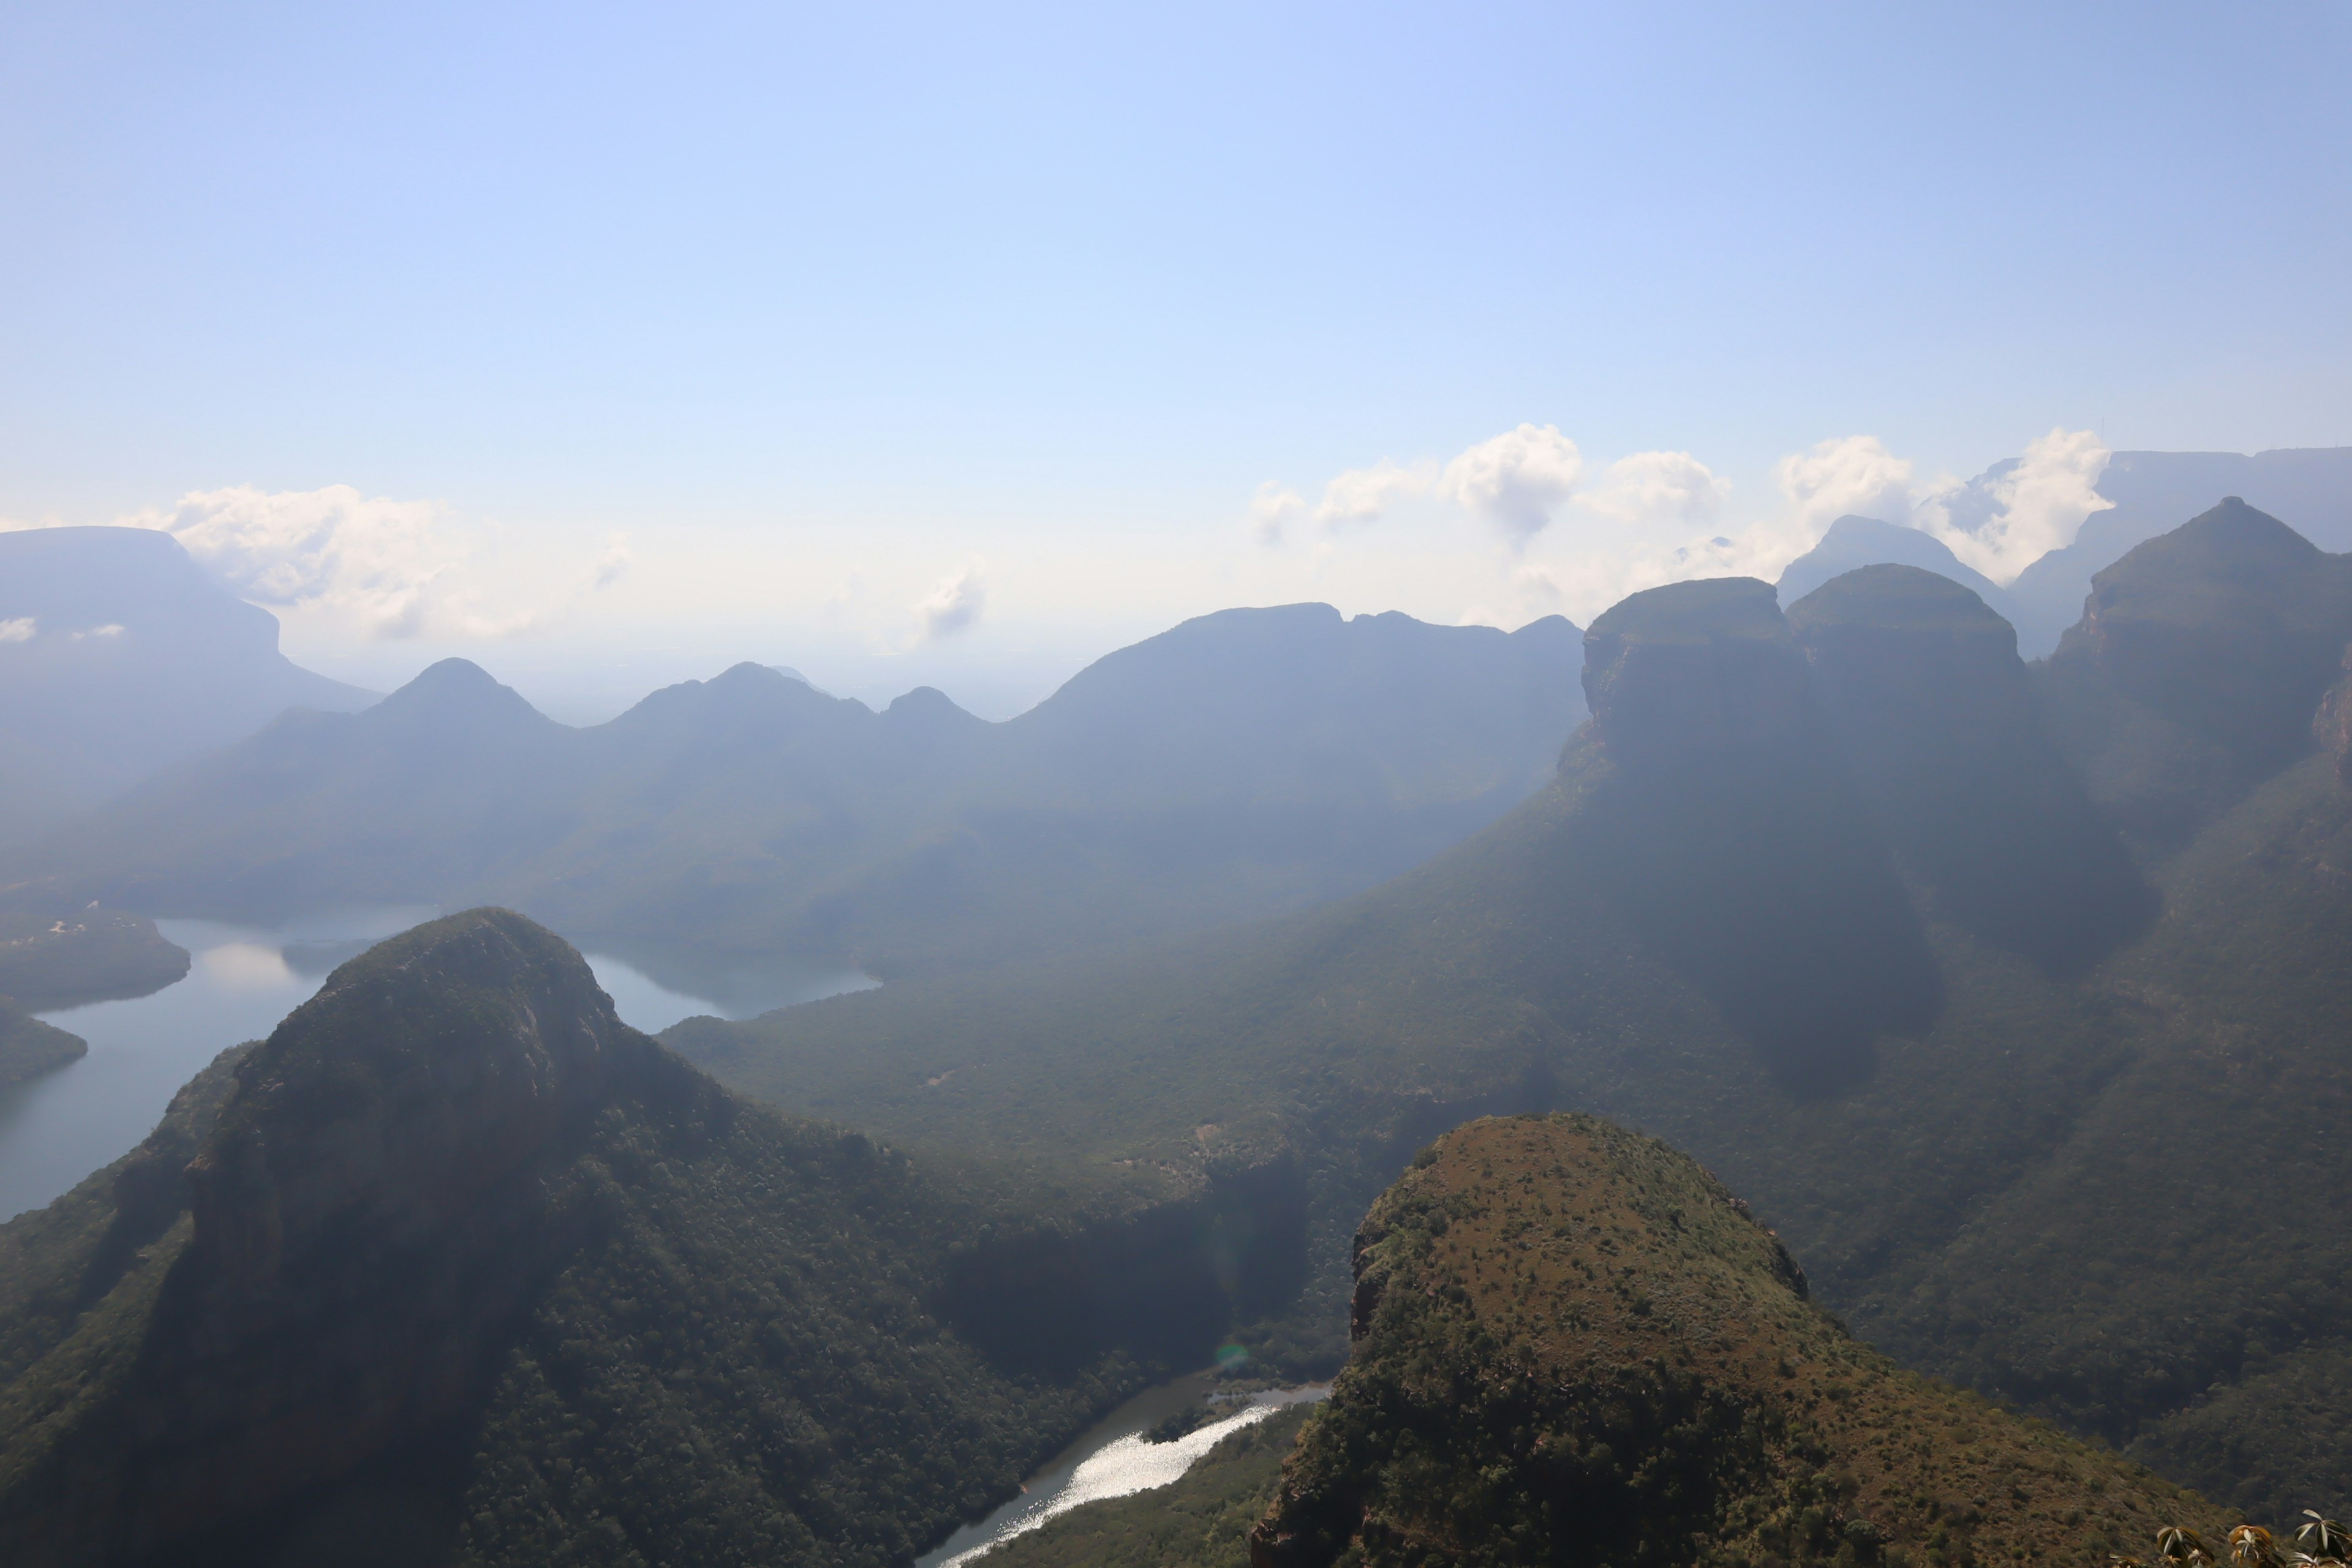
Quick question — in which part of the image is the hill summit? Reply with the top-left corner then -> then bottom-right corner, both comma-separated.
1251,1114 -> 2230,1568
0,909 -> 1154,1567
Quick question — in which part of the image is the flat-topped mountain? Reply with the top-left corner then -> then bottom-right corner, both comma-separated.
1251,1115 -> 2228,1568
0,909 -> 1268,1567
0,527 -> 374,843
673,508 -> 2352,1519
9,605 -> 1584,979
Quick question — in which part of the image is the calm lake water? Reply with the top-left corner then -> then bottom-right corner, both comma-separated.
916,1374 -> 1329,1568
0,910 -> 874,1223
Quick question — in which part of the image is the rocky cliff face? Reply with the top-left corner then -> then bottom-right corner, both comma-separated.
1789,565 -> 2154,974
1572,579 -> 1941,1095
1250,1115 -> 2229,1568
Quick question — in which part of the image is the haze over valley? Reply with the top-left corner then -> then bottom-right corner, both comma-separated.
5,4 -> 2351,1566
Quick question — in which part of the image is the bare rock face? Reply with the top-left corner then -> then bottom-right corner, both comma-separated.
10,908 -> 676,1566
2315,649 -> 2352,789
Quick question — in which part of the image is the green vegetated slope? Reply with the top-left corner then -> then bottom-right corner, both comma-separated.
0,1000 -> 84,1090
673,500 -> 2352,1520
1251,1115 -> 2230,1568
0,907 -> 189,1011
7,606 -> 1583,982
0,909 -> 1241,1568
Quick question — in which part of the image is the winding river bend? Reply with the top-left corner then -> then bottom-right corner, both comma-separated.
918,1374 -> 1330,1568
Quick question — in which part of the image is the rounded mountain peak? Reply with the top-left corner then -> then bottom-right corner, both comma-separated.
1787,562 -> 2013,639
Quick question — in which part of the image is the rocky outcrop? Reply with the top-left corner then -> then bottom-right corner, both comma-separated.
1250,1115 -> 2230,1568
1790,565 -> 2155,974
2315,648 -> 2352,788
1571,579 -> 1941,1094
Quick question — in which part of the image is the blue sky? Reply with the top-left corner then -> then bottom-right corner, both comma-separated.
4,1 -> 2348,717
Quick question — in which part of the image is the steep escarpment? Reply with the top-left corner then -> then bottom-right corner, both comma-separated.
678,519 -> 2352,1520
1250,1116 -> 2228,1568
2041,497 -> 2352,845
0,910 -> 1185,1567
1571,577 -> 1941,1094
1789,565 -> 2153,974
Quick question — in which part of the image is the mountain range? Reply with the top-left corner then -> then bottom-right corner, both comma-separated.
1775,447 -> 2352,658
10,485 -> 2352,1560
5,605 -> 1585,981
662,499 -> 2352,1520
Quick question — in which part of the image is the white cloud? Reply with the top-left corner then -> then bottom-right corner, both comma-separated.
1580,450 -> 1730,528
1247,481 -> 1307,545
916,568 -> 986,641
72,624 -> 124,639
1313,459 -> 1434,529
1441,424 -> 1584,548
1773,435 -> 1917,534
0,617 -> 34,643
1922,426 -> 2113,584
124,484 -> 629,641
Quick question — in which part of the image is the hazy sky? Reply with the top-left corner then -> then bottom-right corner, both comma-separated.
4,2 -> 2348,718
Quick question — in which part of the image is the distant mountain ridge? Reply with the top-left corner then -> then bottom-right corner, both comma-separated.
672,500 -> 2352,1519
1776,514 -> 2021,623
1776,447 -> 2352,658
8,604 -> 1586,980
0,527 -> 375,843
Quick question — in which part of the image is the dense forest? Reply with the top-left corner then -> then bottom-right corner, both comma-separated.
0,911 -> 1229,1567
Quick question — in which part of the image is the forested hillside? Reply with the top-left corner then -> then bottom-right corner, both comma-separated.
0,910 -> 1248,1567
671,500 -> 2352,1521
1251,1115 -> 2233,1568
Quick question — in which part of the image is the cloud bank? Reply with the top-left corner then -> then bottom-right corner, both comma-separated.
1921,426 -> 2114,583
1773,435 -> 1919,533
1248,423 -> 2108,625
1441,423 -> 1585,548
124,484 -> 630,640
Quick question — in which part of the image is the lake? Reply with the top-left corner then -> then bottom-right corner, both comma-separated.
0,909 -> 873,1223
916,1372 -> 1329,1568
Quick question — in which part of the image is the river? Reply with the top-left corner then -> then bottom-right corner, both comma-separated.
916,1373 -> 1329,1568
0,909 -> 873,1223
